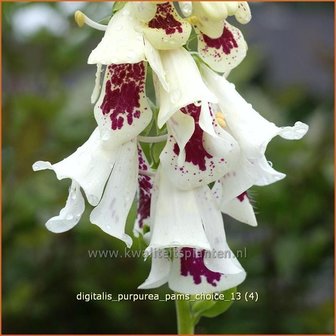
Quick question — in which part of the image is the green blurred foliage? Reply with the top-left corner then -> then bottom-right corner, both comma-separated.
2,2 -> 334,334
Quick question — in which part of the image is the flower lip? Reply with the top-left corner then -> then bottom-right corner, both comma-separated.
100,62 -> 146,130
88,3 -> 146,65
180,248 -> 222,287
202,26 -> 238,56
94,62 -> 153,146
173,103 -> 213,172
197,21 -> 247,73
148,3 -> 183,35
142,2 -> 192,51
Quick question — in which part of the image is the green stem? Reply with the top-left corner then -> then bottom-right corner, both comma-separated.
175,298 -> 195,335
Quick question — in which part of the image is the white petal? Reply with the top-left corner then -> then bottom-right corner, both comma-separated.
221,192 -> 257,227
91,64 -> 103,104
201,65 -> 309,159
198,101 -> 218,139
168,248 -> 224,294
88,4 -> 145,65
195,2 -> 229,21
167,110 -> 195,167
196,187 -> 244,273
203,118 -> 240,159
94,62 -> 152,146
160,130 -> 239,190
197,20 -> 225,40
90,140 -> 138,248
197,187 -> 246,289
197,21 -> 247,73
225,2 -> 240,16
169,248 -> 245,294
253,156 -> 286,186
235,2 -> 251,24
178,2 -> 192,17
158,48 -> 217,128
138,251 -> 171,289
45,181 -> 85,233
129,2 -> 157,22
33,128 -> 117,206
168,187 -> 246,294
214,155 -> 285,204
144,38 -> 169,91
192,2 -> 226,38
279,121 -> 309,140
146,168 -> 211,252
142,2 -> 192,50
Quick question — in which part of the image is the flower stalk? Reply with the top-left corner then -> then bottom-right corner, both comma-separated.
175,298 -> 195,335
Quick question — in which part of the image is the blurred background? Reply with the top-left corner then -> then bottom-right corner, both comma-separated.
2,2 -> 334,334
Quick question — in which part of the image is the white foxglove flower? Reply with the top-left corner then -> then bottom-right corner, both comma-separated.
87,3 -> 169,94
140,2 -> 192,50
88,2 -> 190,82
140,185 -> 245,294
33,51 -> 157,248
183,2 -> 251,74
201,64 -> 309,207
160,103 -> 240,190
156,48 -> 240,190
146,167 -> 211,252
33,130 -> 138,247
157,47 -> 217,127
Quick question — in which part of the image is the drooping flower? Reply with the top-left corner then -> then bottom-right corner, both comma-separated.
32,1 -> 310,299
140,184 -> 246,294
87,2 -> 192,95
33,130 -> 138,247
200,64 -> 309,206
156,48 -> 241,190
180,1 -> 251,74
146,167 -> 210,251
32,3 -> 188,248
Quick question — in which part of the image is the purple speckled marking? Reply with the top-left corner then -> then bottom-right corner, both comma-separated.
173,103 -> 213,171
202,26 -> 238,55
237,192 -> 248,202
137,147 -> 152,228
148,2 -> 182,35
180,248 -> 221,286
100,62 -> 146,130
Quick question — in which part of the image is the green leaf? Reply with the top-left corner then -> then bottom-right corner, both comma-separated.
191,287 -> 237,323
201,287 -> 236,318
191,298 -> 216,324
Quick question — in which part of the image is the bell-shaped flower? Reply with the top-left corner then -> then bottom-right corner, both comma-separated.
156,48 -> 241,190
180,1 -> 251,74
139,185 -> 246,294
200,64 -> 309,206
33,130 -> 138,247
140,2 -> 192,50
88,2 -> 191,69
87,2 -> 169,98
146,167 -> 211,251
